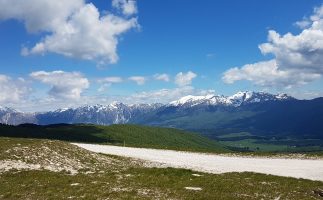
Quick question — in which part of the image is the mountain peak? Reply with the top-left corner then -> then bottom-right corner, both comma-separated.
169,95 -> 214,106
0,106 -> 17,113
275,93 -> 293,100
169,91 -> 294,107
229,91 -> 254,100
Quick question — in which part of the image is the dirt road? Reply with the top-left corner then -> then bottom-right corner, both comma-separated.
73,143 -> 323,181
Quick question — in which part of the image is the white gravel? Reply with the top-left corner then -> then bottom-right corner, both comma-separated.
73,143 -> 323,181
184,187 -> 202,191
0,160 -> 79,174
0,160 -> 41,172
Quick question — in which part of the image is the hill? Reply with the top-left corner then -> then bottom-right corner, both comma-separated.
0,123 -> 228,153
1,137 -> 323,199
138,97 -> 323,139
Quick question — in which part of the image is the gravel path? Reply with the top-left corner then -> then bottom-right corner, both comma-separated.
73,143 -> 323,181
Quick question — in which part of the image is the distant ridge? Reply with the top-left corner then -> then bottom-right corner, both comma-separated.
1,91 -> 323,140
169,91 -> 293,107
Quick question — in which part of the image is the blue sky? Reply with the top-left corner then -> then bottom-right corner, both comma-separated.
0,0 -> 323,111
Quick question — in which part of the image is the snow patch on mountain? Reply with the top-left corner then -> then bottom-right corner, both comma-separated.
169,91 -> 293,107
170,95 -> 212,106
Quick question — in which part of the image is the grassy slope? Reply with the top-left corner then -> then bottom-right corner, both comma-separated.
144,110 -> 257,132
1,137 -> 323,200
219,138 -> 323,153
214,132 -> 323,153
96,124 -> 227,152
0,124 -> 228,153
148,99 -> 323,139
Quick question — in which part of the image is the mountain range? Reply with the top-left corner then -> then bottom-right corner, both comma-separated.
1,91 -> 323,139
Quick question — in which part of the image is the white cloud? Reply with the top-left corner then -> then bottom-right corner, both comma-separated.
175,71 -> 197,87
0,75 -> 31,104
19,86 -> 208,111
223,5 -> 323,88
112,0 -> 137,16
97,83 -> 111,92
129,76 -> 146,85
130,86 -> 195,103
295,4 -> 323,29
0,0 -> 138,64
295,18 -> 311,29
99,76 -> 123,83
223,60 -> 321,88
0,0 -> 84,33
287,90 -> 323,100
30,71 -> 89,100
154,73 -> 170,82
129,87 -> 216,104
97,76 -> 123,92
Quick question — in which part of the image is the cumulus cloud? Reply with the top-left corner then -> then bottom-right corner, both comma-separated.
295,18 -> 311,29
0,75 -> 31,104
223,5 -> 323,88
222,60 -> 321,88
175,71 -> 197,87
0,0 -> 83,33
0,0 -> 138,64
112,0 -> 137,16
129,76 -> 146,85
154,73 -> 170,82
295,5 -> 323,29
30,71 -> 89,100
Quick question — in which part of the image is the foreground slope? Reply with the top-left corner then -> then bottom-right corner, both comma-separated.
0,124 -> 228,153
1,137 -> 323,199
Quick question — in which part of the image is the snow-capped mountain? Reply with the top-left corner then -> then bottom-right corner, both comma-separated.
169,91 -> 294,107
36,102 -> 163,125
0,91 -> 296,125
0,106 -> 36,125
1,91 -> 322,140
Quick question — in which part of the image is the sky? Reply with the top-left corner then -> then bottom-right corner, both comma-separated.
0,0 -> 323,112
